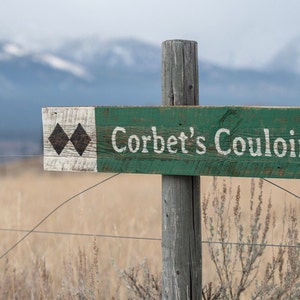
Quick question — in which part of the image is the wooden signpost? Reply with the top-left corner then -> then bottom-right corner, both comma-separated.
43,105 -> 300,179
42,40 -> 300,299
161,40 -> 201,300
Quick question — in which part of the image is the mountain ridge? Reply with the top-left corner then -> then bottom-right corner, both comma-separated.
1,37 -> 300,143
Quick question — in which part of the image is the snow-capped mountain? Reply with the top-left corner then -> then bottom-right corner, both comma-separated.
0,38 -> 161,79
1,37 -> 300,151
0,38 -> 164,151
54,38 -> 161,73
0,41 -> 91,80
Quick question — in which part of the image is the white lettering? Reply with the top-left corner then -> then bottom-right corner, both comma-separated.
289,130 -> 296,157
178,132 -> 189,153
141,135 -> 151,153
167,135 -> 178,153
247,137 -> 262,157
215,128 -> 231,155
233,137 -> 246,156
189,127 -> 194,138
264,129 -> 272,157
111,126 -> 299,159
112,127 -> 126,153
152,126 -> 165,154
274,137 -> 287,157
196,136 -> 206,155
128,135 -> 140,153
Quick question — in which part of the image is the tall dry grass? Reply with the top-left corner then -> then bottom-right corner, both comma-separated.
0,158 -> 300,298
202,177 -> 300,299
0,158 -> 161,298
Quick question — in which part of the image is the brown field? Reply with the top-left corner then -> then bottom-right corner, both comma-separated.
0,158 -> 299,298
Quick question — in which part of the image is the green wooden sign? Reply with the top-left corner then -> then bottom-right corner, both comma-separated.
42,106 -> 300,178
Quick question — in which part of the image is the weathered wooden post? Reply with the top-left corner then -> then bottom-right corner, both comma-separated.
161,40 -> 202,299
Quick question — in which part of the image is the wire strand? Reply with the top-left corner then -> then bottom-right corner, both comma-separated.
262,178 -> 300,200
202,240 -> 299,249
0,228 -> 161,242
0,173 -> 120,260
1,227 -> 298,249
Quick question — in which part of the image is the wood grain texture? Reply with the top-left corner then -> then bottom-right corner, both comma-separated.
162,40 -> 198,106
42,107 -> 97,172
161,40 -> 201,300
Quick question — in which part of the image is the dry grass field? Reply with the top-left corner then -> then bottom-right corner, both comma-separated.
0,157 -> 299,298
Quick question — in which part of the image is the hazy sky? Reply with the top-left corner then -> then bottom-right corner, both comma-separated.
1,0 -> 300,68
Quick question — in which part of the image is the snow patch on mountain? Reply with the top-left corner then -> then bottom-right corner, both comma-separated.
34,53 -> 91,80
0,41 -> 91,80
110,45 -> 134,67
3,43 -> 29,57
52,38 -> 161,73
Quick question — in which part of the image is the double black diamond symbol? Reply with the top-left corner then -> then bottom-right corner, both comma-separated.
49,123 -> 91,156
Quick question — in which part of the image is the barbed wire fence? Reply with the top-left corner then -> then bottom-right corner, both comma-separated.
0,154 -> 299,261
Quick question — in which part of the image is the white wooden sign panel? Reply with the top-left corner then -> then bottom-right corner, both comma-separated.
42,107 -> 97,172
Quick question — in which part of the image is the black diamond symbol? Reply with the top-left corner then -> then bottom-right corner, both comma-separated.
70,123 -> 91,156
49,123 -> 69,155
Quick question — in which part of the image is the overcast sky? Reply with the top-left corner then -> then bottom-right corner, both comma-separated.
1,0 -> 300,69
